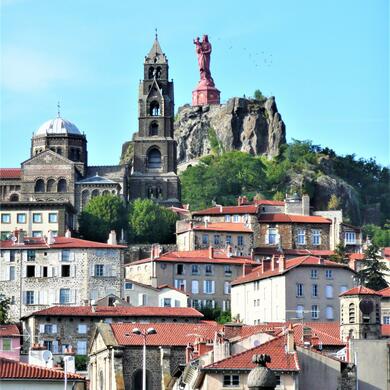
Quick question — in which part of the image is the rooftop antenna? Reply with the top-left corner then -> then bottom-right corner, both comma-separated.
57,101 -> 61,118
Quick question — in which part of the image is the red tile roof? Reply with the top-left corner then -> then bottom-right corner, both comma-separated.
111,322 -> 221,346
0,357 -> 85,380
0,168 -> 21,179
130,249 -> 257,266
0,236 -> 126,250
253,200 -> 285,206
348,253 -> 364,261
340,286 -> 381,296
203,335 -> 299,372
192,205 -> 258,216
379,287 -> 390,297
381,325 -> 390,337
258,213 -> 331,224
232,256 -> 350,286
0,324 -> 20,337
285,322 -> 342,346
254,248 -> 334,257
383,247 -> 390,259
23,306 -> 203,319
192,222 -> 253,233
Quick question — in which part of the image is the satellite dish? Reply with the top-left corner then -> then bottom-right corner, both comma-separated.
42,350 -> 52,363
253,339 -> 260,347
359,299 -> 374,315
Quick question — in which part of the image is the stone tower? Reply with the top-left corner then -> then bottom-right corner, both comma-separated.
129,36 -> 180,206
340,286 -> 382,342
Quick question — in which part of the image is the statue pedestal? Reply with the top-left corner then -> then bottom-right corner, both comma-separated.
192,84 -> 220,106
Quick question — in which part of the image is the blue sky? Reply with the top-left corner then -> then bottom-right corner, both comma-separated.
1,0 -> 388,167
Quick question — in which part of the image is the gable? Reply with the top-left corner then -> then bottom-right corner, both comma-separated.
22,149 -> 74,167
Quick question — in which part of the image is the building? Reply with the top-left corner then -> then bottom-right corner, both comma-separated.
0,324 -> 21,361
231,255 -> 355,324
123,279 -> 189,307
0,233 -> 125,321
379,286 -> 390,325
176,220 -> 253,255
0,356 -> 86,389
125,247 -> 258,311
22,306 -> 203,359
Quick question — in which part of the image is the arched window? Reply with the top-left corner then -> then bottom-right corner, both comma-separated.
34,179 -> 45,193
102,190 -> 110,196
81,190 -> 90,208
149,122 -> 159,136
47,179 -> 56,192
349,303 -> 355,323
147,148 -> 161,169
57,179 -> 67,193
148,67 -> 155,79
156,66 -> 162,79
149,101 -> 160,116
9,193 -> 19,202
91,189 -> 100,197
56,147 -> 62,155
111,190 -> 116,194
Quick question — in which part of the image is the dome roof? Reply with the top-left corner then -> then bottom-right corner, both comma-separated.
35,117 -> 81,136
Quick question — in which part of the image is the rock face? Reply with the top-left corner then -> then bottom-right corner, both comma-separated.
174,97 -> 286,167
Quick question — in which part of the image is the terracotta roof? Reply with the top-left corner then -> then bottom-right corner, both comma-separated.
0,324 -> 20,337
0,236 -> 126,250
381,325 -> 390,337
23,306 -> 203,319
130,249 -> 257,266
0,357 -> 85,380
258,213 -> 331,224
339,286 -> 381,297
192,205 -> 258,216
0,168 -> 21,179
203,335 -> 299,372
285,322 -> 342,346
253,199 -> 285,206
379,287 -> 390,298
111,322 -> 220,346
348,253 -> 364,261
192,222 -> 253,233
232,256 -> 350,286
383,247 -> 390,259
254,248 -> 334,257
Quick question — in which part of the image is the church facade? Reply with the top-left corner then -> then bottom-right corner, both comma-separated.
0,38 -> 180,239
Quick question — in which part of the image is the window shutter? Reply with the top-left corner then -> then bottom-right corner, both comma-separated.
48,290 -> 55,305
39,290 -> 45,304
48,267 -> 53,278
52,324 -> 57,333
22,266 -> 27,278
39,324 -> 45,333
138,293 -> 144,306
203,280 -> 207,293
57,266 -> 61,278
71,289 -> 76,303
53,340 -> 59,353
22,292 -> 27,304
90,264 -> 95,277
265,232 -> 269,245
35,266 -> 41,278
56,290 -> 60,304
3,251 -> 10,262
212,281 -> 215,294
69,251 -> 75,262
70,265 -> 76,277
111,265 -> 117,277
22,251 -> 27,262
58,252 -> 62,262
5,267 -> 10,281
105,264 -> 112,277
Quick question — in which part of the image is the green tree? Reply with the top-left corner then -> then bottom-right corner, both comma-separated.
356,243 -> 388,290
128,199 -> 178,244
330,242 -> 348,264
0,294 -> 11,324
78,194 -> 128,242
199,306 -> 231,324
363,223 -> 390,247
254,89 -> 266,102
327,194 -> 341,210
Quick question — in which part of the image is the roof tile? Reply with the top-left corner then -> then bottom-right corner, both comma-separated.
0,324 -> 20,337
340,285 -> 382,296
0,168 -> 21,179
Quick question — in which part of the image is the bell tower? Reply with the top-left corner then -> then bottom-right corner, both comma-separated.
129,36 -> 180,205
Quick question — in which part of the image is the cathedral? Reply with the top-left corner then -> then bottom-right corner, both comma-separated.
0,37 -> 180,239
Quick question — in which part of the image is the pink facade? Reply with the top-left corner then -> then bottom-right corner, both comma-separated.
0,325 -> 20,361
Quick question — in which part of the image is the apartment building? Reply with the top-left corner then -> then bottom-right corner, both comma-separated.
231,255 -> 355,324
125,247 -> 258,311
0,231 -> 125,321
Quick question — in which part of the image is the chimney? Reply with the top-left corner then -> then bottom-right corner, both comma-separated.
46,230 -> 55,245
310,335 -> 320,349
107,230 -> 117,245
65,229 -> 72,238
209,246 -> 214,259
219,205 -> 223,213
223,323 -> 243,339
185,343 -> 194,363
271,255 -> 277,271
286,324 -> 295,353
302,194 -> 310,215
91,300 -> 96,313
227,245 -> 232,258
262,258 -> 271,273
318,257 -> 324,265
205,219 -> 209,228
278,255 -> 286,272
238,196 -> 242,206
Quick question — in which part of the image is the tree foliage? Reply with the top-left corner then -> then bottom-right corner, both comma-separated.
199,306 -> 232,324
0,294 -> 11,324
362,223 -> 390,247
330,243 -> 348,264
327,194 -> 341,210
128,199 -> 178,244
78,194 -> 128,242
254,89 -> 266,102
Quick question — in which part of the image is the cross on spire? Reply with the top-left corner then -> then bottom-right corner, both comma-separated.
57,101 -> 61,118
155,28 -> 158,40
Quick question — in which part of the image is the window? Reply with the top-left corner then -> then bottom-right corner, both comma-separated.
311,305 -> 319,319
349,303 -> 355,323
149,121 -> 159,136
191,264 -> 200,275
48,213 -> 57,223
226,235 -> 232,245
325,270 -> 333,279
297,229 -> 306,245
163,298 -> 172,307
201,234 -> 208,245
325,285 -> 334,298
46,179 -> 56,192
44,324 -> 55,334
27,250 -> 36,261
2,338 -> 11,351
267,228 -> 277,244
344,232 -> 356,244
1,232 -> 11,240
310,269 -> 318,279
296,305 -> 304,319
10,251 -> 15,262
223,374 -> 239,387
383,316 -> 390,325
1,214 -> 10,224
177,264 -> 184,275
149,101 -> 160,116
296,283 -> 304,297
17,213 -> 26,224
34,179 -> 45,193
32,231 -> 42,238
237,235 -> 244,246
175,279 -> 186,291
224,281 -> 231,294
59,288 -> 70,304
192,299 -> 200,308
204,280 -> 215,294
225,215 -> 231,222
147,148 -> 162,169
340,285 -> 348,294
32,213 -> 42,223
26,291 -> 34,305
42,266 -> 48,277
57,179 -> 67,193
205,264 -> 213,275
191,280 -> 199,294
224,265 -> 232,275
312,229 -> 321,245
95,264 -> 104,277
213,235 -> 220,245
78,324 -> 88,334
26,265 -> 35,277
9,266 -> 15,281
232,215 -> 240,222
61,265 -> 70,277
312,284 -> 318,297
125,282 -> 133,290
326,306 -> 334,320
77,340 -> 87,355
62,250 -> 70,262
205,299 -> 215,308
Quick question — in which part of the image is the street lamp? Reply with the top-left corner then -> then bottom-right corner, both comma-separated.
132,327 -> 157,390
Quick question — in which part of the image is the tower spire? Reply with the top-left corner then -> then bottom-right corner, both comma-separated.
155,27 -> 158,41
57,101 -> 61,118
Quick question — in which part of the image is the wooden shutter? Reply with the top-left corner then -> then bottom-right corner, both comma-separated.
39,324 -> 45,333
52,324 -> 57,333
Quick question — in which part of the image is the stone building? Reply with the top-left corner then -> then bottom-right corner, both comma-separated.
0,233 -> 125,321
231,255 -> 355,324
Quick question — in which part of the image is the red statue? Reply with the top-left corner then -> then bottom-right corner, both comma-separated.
192,35 -> 220,106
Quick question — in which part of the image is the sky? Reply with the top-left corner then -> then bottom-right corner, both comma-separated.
0,0 -> 388,167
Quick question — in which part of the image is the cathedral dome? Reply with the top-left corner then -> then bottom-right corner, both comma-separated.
35,117 -> 82,137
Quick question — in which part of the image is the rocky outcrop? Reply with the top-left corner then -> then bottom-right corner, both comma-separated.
174,97 -> 286,166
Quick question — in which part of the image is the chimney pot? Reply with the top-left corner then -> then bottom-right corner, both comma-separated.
209,246 -> 214,259
65,229 -> 72,238
107,230 -> 117,245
